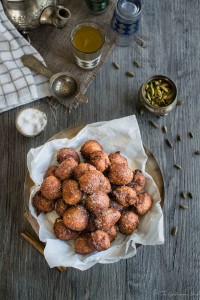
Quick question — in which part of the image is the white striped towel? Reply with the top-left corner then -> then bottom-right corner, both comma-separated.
0,3 -> 51,113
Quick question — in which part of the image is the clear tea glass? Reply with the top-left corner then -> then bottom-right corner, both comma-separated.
70,21 -> 105,70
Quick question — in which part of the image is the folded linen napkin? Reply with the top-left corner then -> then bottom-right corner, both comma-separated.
0,3 -> 51,113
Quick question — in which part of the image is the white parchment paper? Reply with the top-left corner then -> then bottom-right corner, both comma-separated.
27,115 -> 164,271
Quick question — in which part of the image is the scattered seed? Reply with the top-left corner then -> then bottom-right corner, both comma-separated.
136,38 -> 145,47
177,134 -> 181,141
176,99 -> 184,106
149,120 -> 160,128
165,139 -> 173,148
112,62 -> 120,70
179,204 -> 188,209
194,151 -> 200,155
171,226 -> 178,236
126,71 -> 135,77
133,60 -> 141,68
139,108 -> 144,116
180,192 -> 187,199
188,192 -> 193,199
188,132 -> 194,138
162,126 -> 167,133
174,164 -> 182,170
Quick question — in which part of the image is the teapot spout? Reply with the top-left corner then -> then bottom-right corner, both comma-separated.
40,5 -> 71,29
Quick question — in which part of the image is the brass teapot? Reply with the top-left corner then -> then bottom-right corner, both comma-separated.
2,0 -> 71,33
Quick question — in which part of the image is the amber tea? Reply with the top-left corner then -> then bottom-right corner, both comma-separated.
72,25 -> 104,53
70,22 -> 105,70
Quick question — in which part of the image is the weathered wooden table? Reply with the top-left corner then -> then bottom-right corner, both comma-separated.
1,0 -> 200,299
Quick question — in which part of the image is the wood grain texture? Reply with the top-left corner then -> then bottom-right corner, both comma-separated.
1,0 -> 200,299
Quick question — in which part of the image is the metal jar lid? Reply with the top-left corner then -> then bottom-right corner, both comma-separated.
138,75 -> 177,116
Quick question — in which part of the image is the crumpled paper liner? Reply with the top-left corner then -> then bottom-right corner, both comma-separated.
27,115 -> 164,270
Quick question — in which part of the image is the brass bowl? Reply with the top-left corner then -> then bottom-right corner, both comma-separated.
138,75 -> 177,116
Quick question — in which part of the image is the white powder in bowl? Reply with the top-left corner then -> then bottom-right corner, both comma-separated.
16,108 -> 47,137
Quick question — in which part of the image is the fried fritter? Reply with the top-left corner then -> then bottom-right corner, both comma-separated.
53,218 -> 77,241
74,233 -> 96,255
63,205 -> 89,231
55,198 -> 68,217
85,191 -> 110,214
131,169 -> 146,193
44,166 -> 58,178
62,180 -> 82,205
79,170 -> 107,194
57,147 -> 80,163
40,175 -> 61,200
135,192 -> 152,215
108,151 -> 128,166
90,230 -> 110,251
89,150 -> 110,172
94,208 -> 121,231
113,186 -> 138,207
80,140 -> 103,160
32,191 -> 55,214
55,157 -> 78,181
74,163 -> 96,180
104,225 -> 118,242
118,211 -> 139,235
108,163 -> 133,185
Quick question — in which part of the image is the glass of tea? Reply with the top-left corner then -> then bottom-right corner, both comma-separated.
70,22 -> 105,70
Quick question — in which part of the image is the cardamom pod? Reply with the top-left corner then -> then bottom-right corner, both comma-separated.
194,151 -> 200,155
174,164 -> 182,170
112,62 -> 120,70
133,60 -> 141,68
171,226 -> 178,236
162,126 -> 167,133
188,132 -> 194,138
139,108 -> 144,116
188,192 -> 193,199
165,139 -> 173,148
126,71 -> 135,77
149,120 -> 160,128
179,204 -> 188,209
180,192 -> 187,199
176,100 -> 184,106
160,85 -> 168,93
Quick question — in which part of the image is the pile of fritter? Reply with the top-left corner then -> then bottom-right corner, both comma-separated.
32,140 -> 152,255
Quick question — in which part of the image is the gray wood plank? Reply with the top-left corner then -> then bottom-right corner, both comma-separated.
1,0 -> 200,299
